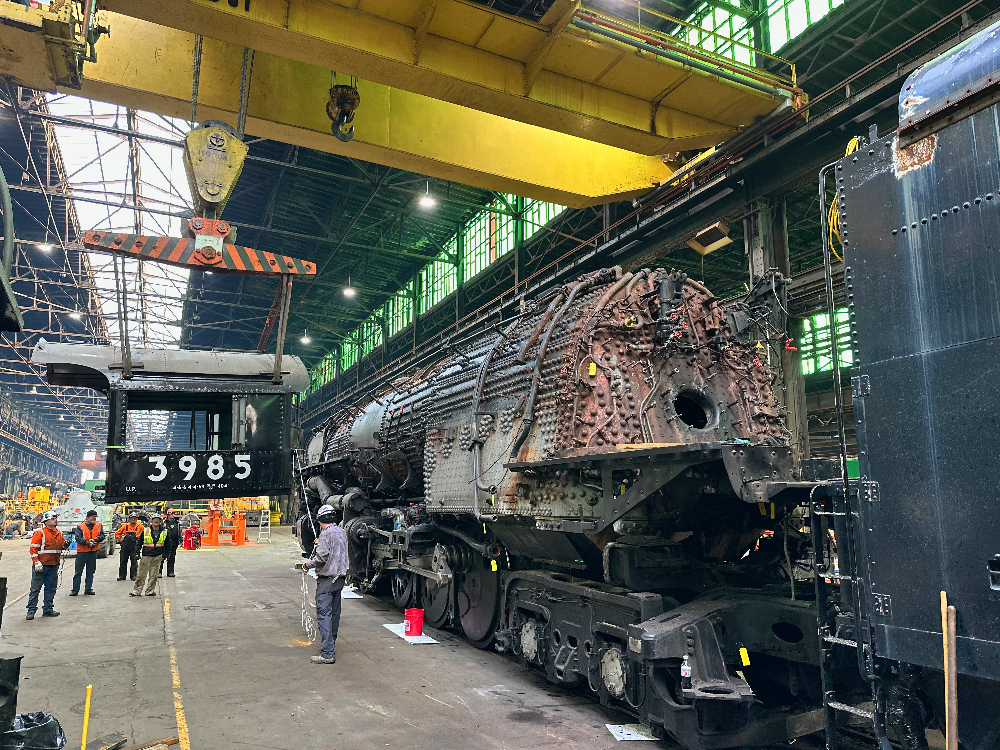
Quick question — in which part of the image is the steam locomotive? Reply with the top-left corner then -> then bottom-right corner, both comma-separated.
296,265 -> 836,749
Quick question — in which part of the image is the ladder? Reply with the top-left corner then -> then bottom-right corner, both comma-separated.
257,503 -> 272,543
810,482 -> 891,750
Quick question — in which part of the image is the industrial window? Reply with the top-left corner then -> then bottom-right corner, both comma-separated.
523,199 -> 565,241
359,317 -> 384,357
463,211 -> 492,280
683,0 -> 846,56
340,339 -> 359,373
419,243 -> 458,314
767,0 -> 845,51
309,352 -> 337,393
681,4 -> 755,64
382,281 -> 414,338
799,308 -> 853,375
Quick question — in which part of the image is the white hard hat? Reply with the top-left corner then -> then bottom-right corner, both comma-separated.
317,504 -> 336,518
42,511 -> 57,521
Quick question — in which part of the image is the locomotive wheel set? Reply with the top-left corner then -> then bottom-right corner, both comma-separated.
298,265 -> 835,749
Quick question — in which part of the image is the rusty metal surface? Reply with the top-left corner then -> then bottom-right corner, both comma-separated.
304,266 -> 793,530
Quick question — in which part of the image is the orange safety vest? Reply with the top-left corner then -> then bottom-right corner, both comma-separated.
77,521 -> 102,549
115,522 -> 144,542
29,527 -> 67,566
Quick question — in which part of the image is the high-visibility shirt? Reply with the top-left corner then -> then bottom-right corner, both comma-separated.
142,527 -> 167,557
29,527 -> 68,566
75,521 -> 104,550
115,522 -> 144,542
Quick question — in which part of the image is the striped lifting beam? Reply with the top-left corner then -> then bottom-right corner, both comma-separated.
83,218 -> 316,276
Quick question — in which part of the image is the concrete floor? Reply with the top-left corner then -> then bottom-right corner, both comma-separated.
0,528 -> 656,750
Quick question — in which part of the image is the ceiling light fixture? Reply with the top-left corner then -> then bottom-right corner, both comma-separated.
418,180 -> 437,209
69,311 -> 81,320
301,330 -> 311,345
343,273 -> 356,298
37,243 -> 54,252
59,415 -> 64,421
29,386 -> 37,394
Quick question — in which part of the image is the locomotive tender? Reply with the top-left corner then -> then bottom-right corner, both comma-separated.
298,265 -> 828,748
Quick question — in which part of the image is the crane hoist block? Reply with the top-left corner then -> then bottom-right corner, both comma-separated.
182,121 -> 249,218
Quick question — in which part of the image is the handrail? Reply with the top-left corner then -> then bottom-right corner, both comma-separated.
577,6 -> 797,90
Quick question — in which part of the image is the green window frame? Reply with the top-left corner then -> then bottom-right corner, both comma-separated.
767,0 -> 845,52
799,308 -> 853,375
682,0 -> 847,58
340,338 -> 359,373
419,243 -> 458,314
383,280 -> 414,338
681,4 -> 755,64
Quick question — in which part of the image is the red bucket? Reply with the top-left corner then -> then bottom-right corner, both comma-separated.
404,608 -> 425,637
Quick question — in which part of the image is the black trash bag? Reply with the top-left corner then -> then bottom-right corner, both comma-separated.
0,712 -> 66,749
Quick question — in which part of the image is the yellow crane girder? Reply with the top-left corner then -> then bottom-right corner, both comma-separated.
101,0 -> 791,156
73,14 -> 672,206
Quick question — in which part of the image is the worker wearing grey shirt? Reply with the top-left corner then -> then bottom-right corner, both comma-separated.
297,504 -> 349,664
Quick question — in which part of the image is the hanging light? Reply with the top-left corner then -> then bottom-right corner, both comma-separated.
418,180 -> 436,209
29,386 -> 37,394
300,330 -> 311,345
37,243 -> 54,252
68,425 -> 75,430
69,311 -> 81,320
58,415 -> 64,421
343,273 -> 356,298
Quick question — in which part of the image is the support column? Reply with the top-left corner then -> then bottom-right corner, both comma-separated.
513,195 -> 525,291
745,198 -> 773,285
455,223 -> 465,325
770,197 -> 810,462
411,273 -> 421,353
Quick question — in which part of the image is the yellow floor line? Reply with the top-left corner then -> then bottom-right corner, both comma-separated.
4,591 -> 27,610
162,596 -> 191,750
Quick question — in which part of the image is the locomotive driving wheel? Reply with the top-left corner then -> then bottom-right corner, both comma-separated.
420,576 -> 452,628
457,556 -> 501,648
390,570 -> 417,608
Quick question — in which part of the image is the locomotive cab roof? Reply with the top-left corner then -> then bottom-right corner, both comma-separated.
31,340 -> 309,394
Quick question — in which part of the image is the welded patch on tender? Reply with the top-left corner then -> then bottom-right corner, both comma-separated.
850,147 -> 894,188
895,134 -> 936,176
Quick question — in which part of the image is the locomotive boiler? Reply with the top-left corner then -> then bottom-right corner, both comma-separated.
297,266 -> 827,749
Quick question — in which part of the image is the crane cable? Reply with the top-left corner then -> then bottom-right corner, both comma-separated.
827,136 -> 861,263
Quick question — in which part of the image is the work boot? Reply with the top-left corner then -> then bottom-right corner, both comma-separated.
128,591 -> 140,597
311,654 -> 336,664
84,591 -> 95,595
145,592 -> 157,596
68,591 -> 78,596
24,613 -> 33,621
117,577 -> 125,581
167,573 -> 175,577
41,611 -> 59,617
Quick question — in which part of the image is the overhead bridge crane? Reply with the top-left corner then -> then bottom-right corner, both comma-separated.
0,0 -> 801,206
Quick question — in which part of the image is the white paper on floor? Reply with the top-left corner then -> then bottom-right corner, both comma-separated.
382,622 -> 438,644
342,587 -> 363,599
606,724 -> 658,741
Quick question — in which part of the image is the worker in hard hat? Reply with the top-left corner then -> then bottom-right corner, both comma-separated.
115,512 -> 144,581
26,511 -> 69,620
130,515 -> 167,597
295,504 -> 348,665
70,509 -> 105,596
